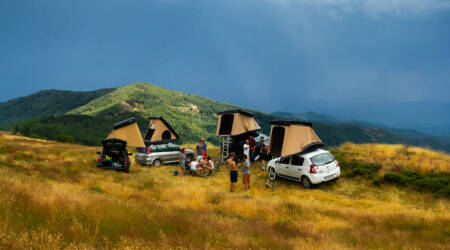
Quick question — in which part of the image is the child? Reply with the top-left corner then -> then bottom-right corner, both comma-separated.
242,154 -> 250,191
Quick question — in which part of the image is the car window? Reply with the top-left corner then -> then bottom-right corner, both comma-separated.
156,144 -> 168,152
280,156 -> 290,164
167,144 -> 180,151
311,153 -> 335,166
291,155 -> 304,166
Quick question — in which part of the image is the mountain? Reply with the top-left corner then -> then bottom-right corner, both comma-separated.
285,101 -> 450,136
0,88 -> 115,126
4,83 -> 277,145
275,111 -> 450,152
1,83 -> 449,152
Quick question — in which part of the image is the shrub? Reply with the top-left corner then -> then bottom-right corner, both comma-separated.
341,160 -> 381,179
383,171 -> 450,197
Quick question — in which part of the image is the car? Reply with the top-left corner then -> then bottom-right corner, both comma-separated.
134,143 -> 195,167
97,138 -> 132,173
267,148 -> 340,188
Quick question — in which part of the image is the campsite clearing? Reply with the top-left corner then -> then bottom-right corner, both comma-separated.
0,132 -> 448,249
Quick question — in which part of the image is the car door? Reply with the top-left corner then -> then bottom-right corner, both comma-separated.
167,144 -> 181,162
276,156 -> 291,177
156,144 -> 170,163
288,154 -> 305,180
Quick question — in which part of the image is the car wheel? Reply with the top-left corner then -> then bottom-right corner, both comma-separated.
302,176 -> 312,189
124,168 -> 130,173
153,159 -> 161,167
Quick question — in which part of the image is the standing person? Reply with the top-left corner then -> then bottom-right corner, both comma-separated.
249,135 -> 256,163
242,154 -> 250,191
243,139 -> 250,160
196,140 -> 204,161
179,148 -> 187,177
260,144 -> 268,171
202,139 -> 207,159
227,152 -> 239,192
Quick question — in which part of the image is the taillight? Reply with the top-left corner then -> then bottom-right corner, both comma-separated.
310,164 -> 317,174
336,161 -> 339,168
146,146 -> 151,154
97,158 -> 102,163
124,158 -> 129,164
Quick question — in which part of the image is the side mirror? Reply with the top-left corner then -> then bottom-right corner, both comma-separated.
128,153 -> 133,156
96,152 -> 101,154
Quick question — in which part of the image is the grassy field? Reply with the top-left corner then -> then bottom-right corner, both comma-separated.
0,132 -> 448,249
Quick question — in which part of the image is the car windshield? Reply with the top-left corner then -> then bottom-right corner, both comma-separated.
310,153 -> 335,166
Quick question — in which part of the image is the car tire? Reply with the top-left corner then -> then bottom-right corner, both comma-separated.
153,159 -> 161,167
124,168 -> 130,173
302,176 -> 312,189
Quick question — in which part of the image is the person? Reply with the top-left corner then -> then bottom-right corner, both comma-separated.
242,154 -> 250,191
260,144 -> 268,171
195,140 -> 204,161
207,156 -> 214,176
227,152 -> 239,192
255,137 -> 265,161
179,148 -> 186,177
202,139 -> 207,159
189,160 -> 199,175
243,139 -> 250,160
249,135 -> 256,163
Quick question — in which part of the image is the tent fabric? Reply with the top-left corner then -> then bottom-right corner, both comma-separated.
107,119 -> 145,148
144,117 -> 178,143
216,110 -> 261,136
268,120 -> 322,157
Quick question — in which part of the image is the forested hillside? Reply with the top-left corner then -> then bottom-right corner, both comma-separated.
0,88 -> 115,126
1,83 -> 449,151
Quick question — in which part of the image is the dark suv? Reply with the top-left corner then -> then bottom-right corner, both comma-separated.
97,138 -> 132,173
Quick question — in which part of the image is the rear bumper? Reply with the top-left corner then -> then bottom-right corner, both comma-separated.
309,168 -> 340,184
97,163 -> 130,170
134,155 -> 154,165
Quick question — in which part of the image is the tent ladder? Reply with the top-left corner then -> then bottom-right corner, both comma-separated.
221,136 -> 231,163
266,167 -> 277,190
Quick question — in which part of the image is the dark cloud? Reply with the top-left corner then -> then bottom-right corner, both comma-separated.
0,0 -> 449,113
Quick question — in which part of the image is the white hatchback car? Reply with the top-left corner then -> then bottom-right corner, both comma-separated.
267,148 -> 340,188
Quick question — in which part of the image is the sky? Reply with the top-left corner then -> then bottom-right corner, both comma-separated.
1,0 -> 449,113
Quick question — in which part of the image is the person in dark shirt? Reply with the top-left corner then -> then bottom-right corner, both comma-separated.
202,139 -> 207,159
260,144 -> 269,171
249,135 -> 257,163
195,140 -> 204,161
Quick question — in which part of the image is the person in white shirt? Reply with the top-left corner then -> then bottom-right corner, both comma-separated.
243,139 -> 250,159
189,160 -> 198,173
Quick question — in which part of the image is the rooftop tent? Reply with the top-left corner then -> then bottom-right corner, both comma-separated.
268,120 -> 323,157
143,116 -> 178,144
107,117 -> 145,148
216,110 -> 261,137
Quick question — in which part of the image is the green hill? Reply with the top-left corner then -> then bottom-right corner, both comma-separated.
0,88 -> 115,126
2,83 -> 449,151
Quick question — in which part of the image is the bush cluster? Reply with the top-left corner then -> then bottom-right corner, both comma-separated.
339,159 -> 381,179
384,171 -> 449,197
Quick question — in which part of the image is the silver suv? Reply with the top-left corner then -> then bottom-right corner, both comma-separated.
135,143 -> 195,167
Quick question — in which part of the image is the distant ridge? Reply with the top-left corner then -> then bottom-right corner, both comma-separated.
0,83 -> 449,151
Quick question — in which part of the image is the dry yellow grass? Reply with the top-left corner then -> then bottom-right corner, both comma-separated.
0,132 -> 448,249
337,142 -> 450,174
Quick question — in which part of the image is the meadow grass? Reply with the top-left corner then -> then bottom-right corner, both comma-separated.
0,132 -> 448,249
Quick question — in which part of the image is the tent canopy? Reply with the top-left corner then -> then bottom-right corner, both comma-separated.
268,120 -> 323,157
216,110 -> 261,137
107,117 -> 145,148
143,116 -> 178,144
